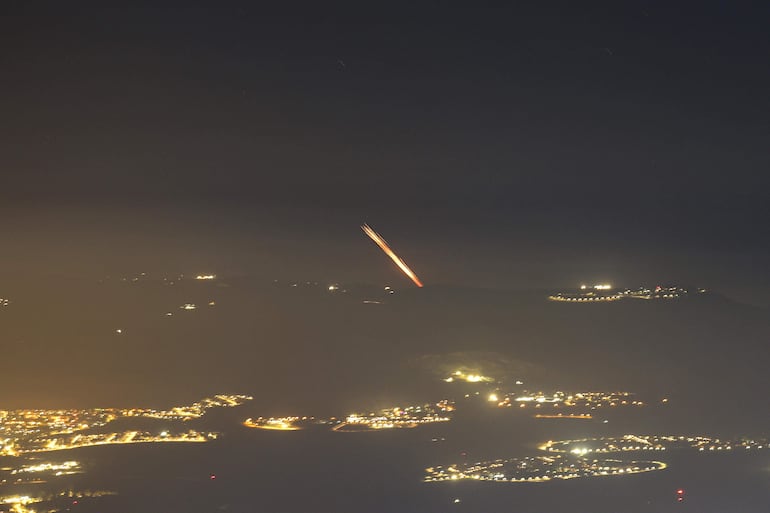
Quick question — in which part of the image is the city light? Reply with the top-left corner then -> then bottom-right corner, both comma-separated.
550,284 -> 692,302
0,395 -> 251,456
243,401 -> 454,433
11,461 -> 80,475
425,455 -> 666,483
539,434 -> 769,454
443,370 -> 493,383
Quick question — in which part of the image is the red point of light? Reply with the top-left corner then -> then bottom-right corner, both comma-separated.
210,474 -> 216,480
677,489 -> 684,494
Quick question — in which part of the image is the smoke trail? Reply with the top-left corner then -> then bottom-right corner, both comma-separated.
361,223 -> 424,288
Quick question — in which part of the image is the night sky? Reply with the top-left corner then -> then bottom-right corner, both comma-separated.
2,4 -> 769,302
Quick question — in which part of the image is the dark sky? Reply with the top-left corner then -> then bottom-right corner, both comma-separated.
1,3 -> 769,302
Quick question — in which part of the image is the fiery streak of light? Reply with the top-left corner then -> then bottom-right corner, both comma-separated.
361,223 -> 424,288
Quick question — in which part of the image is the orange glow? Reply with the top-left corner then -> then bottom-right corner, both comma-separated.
361,224 -> 424,287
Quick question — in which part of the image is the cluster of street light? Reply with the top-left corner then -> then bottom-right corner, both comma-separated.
426,432 -> 769,486
244,401 -> 455,432
540,434 -> 770,455
494,390 -> 645,412
1,461 -> 82,486
442,370 -> 494,383
0,395 -> 251,456
0,489 -> 115,513
425,455 -> 666,483
549,284 -> 696,302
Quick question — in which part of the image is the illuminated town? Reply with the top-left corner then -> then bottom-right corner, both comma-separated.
242,380 -> 652,436
448,376 -> 649,416
549,284 -> 700,302
244,400 -> 454,432
442,370 -> 494,383
1,382 -> 768,510
540,434 -> 770,454
426,433 -> 769,486
243,416 -> 319,431
549,283 -> 622,302
8,429 -> 216,456
125,394 -> 252,421
334,401 -> 454,431
425,455 -> 666,483
438,368 -> 648,413
0,395 -> 252,511
0,395 -> 251,456
0,489 -> 115,513
2,461 -> 81,487
10,461 -> 80,477
0,367 -> 759,508
492,390 -> 645,412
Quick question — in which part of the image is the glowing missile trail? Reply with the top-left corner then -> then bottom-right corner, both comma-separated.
361,223 -> 424,288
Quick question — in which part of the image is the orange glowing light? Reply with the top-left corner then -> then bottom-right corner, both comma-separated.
361,223 -> 424,287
